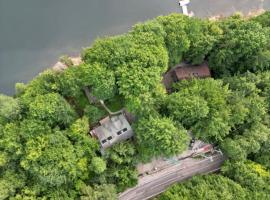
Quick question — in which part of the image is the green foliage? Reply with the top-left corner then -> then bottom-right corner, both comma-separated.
20,132 -> 82,187
106,166 -> 138,192
2,11 -> 270,199
60,55 -> 73,67
184,18 -> 222,64
166,92 -> 209,128
255,141 -> 270,169
82,20 -> 168,71
252,11 -> 270,27
80,184 -> 117,200
134,116 -> 189,161
15,82 -> 27,96
104,142 -> 138,192
104,141 -> 136,165
172,78 -> 232,142
158,174 -> 247,200
157,14 -> 190,66
0,94 -> 20,124
57,65 -> 84,97
0,123 -> 23,161
84,105 -> 106,125
221,123 -> 270,160
222,160 -> 270,199
220,73 -> 270,160
116,64 -> 166,115
28,93 -> 77,127
19,70 -> 60,105
70,116 -> 89,136
0,170 -> 26,200
209,18 -> 268,76
91,157 -> 106,174
105,95 -> 124,112
80,64 -> 116,100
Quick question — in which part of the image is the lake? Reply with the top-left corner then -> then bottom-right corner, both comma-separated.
0,0 -> 269,95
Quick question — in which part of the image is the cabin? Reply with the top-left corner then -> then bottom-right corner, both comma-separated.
163,62 -> 211,91
90,113 -> 134,149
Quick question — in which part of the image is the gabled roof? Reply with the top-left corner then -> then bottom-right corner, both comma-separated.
90,113 -> 134,149
173,62 -> 211,80
162,62 -> 211,91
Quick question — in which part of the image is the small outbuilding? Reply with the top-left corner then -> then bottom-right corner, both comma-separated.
163,62 -> 211,90
90,113 -> 134,149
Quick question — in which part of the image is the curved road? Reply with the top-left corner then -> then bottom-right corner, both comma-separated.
119,154 -> 225,200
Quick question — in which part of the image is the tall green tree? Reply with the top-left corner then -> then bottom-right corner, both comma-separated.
28,93 -> 77,127
157,14 -> 190,66
0,94 -> 21,124
134,116 -> 189,162
158,174 -> 248,200
209,17 -> 268,76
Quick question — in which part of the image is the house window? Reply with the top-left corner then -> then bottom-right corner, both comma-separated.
117,130 -> 122,135
101,139 -> 107,144
123,128 -> 128,132
107,136 -> 112,140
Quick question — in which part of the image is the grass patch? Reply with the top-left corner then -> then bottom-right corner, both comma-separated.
105,95 -> 124,112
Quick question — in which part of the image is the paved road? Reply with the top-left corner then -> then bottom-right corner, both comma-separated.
119,154 -> 225,200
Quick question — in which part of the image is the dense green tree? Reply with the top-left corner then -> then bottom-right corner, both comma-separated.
82,20 -> 168,72
80,184 -> 117,200
0,94 -> 21,124
222,160 -> 270,199
221,123 -> 270,160
106,166 -> 138,192
57,65 -> 84,97
80,64 -> 116,100
252,11 -> 270,27
173,78 -> 232,142
0,170 -> 26,200
220,73 -> 270,160
60,55 -> 73,67
28,93 -> 77,127
104,141 -> 136,165
134,116 -> 189,161
91,157 -> 106,174
184,18 -> 222,64
254,141 -> 270,169
128,20 -> 168,72
83,105 -> 106,125
20,132 -> 79,187
209,18 -> 268,76
0,122 -> 22,162
158,174 -> 248,200
157,14 -> 190,66
116,64 -> 166,115
1,12 -> 270,199
103,142 -> 138,192
82,35 -> 132,69
166,93 -> 209,128
19,70 -> 60,106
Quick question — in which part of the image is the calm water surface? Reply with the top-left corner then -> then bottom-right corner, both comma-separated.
0,0 -> 269,95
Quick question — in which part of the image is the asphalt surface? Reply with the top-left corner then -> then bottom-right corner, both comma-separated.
119,154 -> 225,200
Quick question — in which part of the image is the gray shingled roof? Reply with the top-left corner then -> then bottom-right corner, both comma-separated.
90,114 -> 134,149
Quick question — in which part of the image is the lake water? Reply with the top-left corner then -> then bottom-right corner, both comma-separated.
0,0 -> 269,95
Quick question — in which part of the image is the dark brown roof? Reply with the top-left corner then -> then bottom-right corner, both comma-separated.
173,62 -> 211,81
162,62 -> 211,91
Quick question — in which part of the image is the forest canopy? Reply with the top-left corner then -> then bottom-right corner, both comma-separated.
1,11 -> 270,199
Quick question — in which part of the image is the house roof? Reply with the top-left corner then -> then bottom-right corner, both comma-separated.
173,62 -> 211,80
162,62 -> 211,91
90,113 -> 134,149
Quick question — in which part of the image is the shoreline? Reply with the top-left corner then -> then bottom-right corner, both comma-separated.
52,9 -> 267,71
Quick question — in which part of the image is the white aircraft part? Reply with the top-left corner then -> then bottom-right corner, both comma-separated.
179,0 -> 190,6
182,6 -> 189,16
